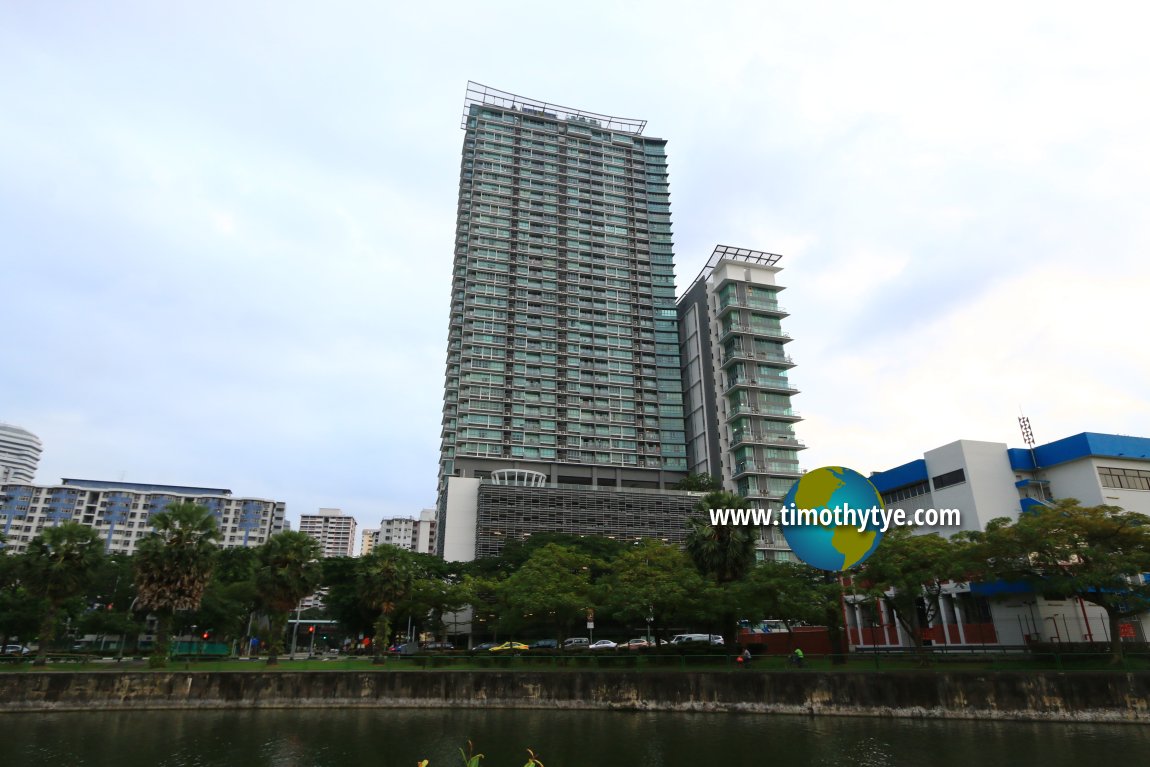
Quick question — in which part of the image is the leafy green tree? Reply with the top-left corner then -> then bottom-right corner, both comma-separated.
193,547 -> 260,648
402,553 -> 469,642
357,545 -> 418,656
675,473 -> 722,492
968,500 -> 1150,662
21,522 -> 104,664
78,554 -> 139,654
858,526 -> 969,662
735,560 -> 849,659
134,502 -> 220,667
321,556 -> 378,639
254,531 -> 323,664
736,561 -> 825,631
0,536 -> 47,652
598,540 -> 705,644
499,543 -> 597,646
494,533 -> 624,580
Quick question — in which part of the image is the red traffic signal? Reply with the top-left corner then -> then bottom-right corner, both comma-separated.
201,631 -> 210,640
308,625 -> 315,634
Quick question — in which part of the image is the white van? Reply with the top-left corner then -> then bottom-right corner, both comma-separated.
669,634 -> 723,645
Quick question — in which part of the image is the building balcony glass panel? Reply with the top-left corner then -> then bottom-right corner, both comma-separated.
718,323 -> 791,344
731,461 -> 803,479
725,404 -> 802,422
719,348 -> 795,369
716,297 -> 789,318
730,431 -> 806,450
723,376 -> 799,396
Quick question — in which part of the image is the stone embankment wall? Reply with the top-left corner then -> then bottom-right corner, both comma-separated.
1,670 -> 1148,723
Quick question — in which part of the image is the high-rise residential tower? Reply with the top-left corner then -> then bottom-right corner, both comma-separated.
0,423 -> 42,484
298,508 -> 357,558
678,246 -> 804,561
438,84 -> 691,557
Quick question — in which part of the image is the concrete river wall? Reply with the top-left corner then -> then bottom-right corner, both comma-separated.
1,670 -> 1148,722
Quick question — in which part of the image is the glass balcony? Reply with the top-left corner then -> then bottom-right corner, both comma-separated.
718,323 -> 791,344
729,431 -> 806,450
725,404 -> 802,422
723,376 -> 799,395
719,348 -> 795,368
716,297 -> 789,318
732,461 -> 803,479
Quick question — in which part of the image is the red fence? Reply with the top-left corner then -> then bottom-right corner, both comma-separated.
739,627 -> 832,655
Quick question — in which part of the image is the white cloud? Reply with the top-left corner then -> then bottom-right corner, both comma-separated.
2,1 -> 1148,530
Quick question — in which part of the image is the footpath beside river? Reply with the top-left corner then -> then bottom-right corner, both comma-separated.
2,670 -> 1149,722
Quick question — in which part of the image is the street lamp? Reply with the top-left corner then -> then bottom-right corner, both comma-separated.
646,606 -> 654,645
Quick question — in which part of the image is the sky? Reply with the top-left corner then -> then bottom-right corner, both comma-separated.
3,1 -> 1149,534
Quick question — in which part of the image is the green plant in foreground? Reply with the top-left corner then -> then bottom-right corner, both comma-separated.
417,741 -> 544,767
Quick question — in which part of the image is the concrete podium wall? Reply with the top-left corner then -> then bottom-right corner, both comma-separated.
1,670 -> 1148,723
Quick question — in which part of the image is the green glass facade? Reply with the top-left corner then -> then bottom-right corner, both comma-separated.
438,84 -> 688,514
678,246 -> 805,562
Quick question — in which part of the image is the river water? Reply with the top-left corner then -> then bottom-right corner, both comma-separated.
3,708 -> 1147,766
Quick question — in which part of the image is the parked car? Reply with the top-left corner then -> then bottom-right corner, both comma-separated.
489,641 -> 529,653
669,634 -> 724,646
588,639 -> 618,651
621,638 -> 650,650
562,637 -> 590,649
472,642 -> 498,652
420,642 -> 455,652
529,639 -> 558,650
3,645 -> 30,656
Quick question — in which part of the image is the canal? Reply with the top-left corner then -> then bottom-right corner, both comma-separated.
3,708 -> 1147,766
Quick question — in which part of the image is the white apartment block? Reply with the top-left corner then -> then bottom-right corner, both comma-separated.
298,508 -> 356,558
361,509 -> 438,556
363,512 -> 439,554
849,432 -> 1150,650
0,478 -> 286,554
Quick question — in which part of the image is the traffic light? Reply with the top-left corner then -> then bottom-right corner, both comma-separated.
202,631 -> 211,641
308,625 -> 315,634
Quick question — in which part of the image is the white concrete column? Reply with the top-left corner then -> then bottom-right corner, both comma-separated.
952,596 -> 968,645
936,595 -> 950,646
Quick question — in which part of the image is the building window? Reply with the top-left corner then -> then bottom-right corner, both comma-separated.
1099,466 -> 1150,491
882,480 -> 931,505
932,468 -> 966,491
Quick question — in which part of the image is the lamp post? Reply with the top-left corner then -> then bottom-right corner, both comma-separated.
646,606 -> 654,645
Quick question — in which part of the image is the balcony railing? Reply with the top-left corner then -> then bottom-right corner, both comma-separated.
725,404 -> 802,421
729,431 -> 806,449
716,297 -> 789,316
718,323 -> 792,343
719,349 -> 795,367
724,377 -> 799,395
732,461 -> 804,478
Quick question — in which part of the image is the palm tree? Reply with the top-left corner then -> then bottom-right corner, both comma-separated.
358,546 -> 417,658
685,491 -> 757,649
254,531 -> 322,665
22,522 -> 104,665
134,502 -> 220,667
685,491 -> 757,585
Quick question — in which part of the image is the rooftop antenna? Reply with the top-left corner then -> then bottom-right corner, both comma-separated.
1019,412 -> 1050,504
1019,413 -> 1038,468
